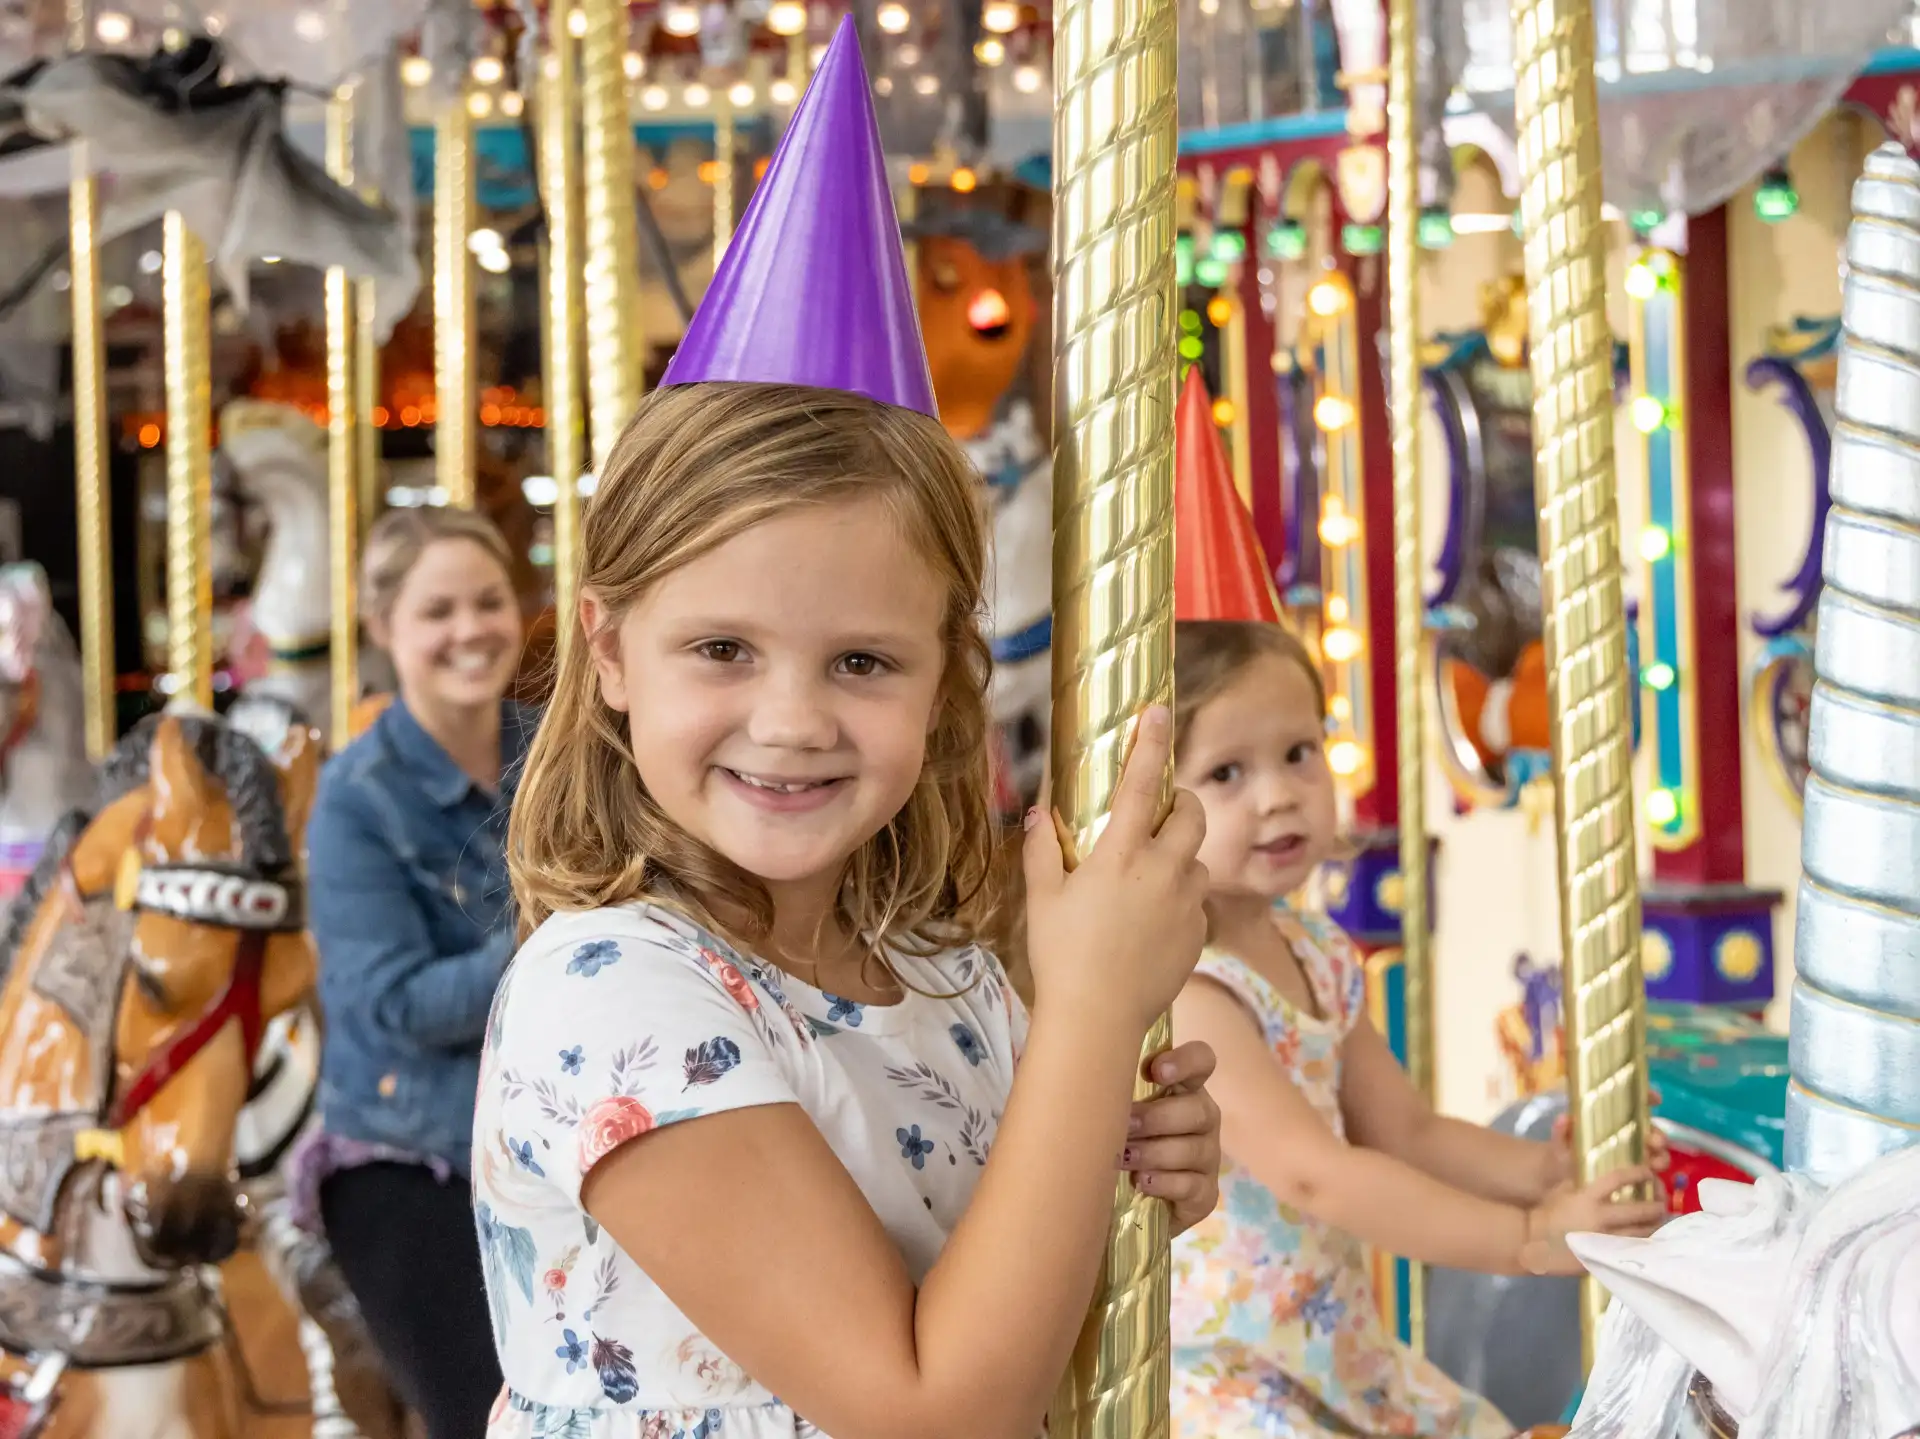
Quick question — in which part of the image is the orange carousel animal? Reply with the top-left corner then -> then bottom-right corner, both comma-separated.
0,708 -> 321,1438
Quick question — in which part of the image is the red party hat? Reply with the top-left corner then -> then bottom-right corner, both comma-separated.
1175,367 -> 1280,622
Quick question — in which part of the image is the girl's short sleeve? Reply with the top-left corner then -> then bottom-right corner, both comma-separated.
480,920 -> 800,1207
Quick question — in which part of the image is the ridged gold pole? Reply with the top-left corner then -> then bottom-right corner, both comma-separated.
1385,0 -> 1433,1356
713,101 -> 736,269
162,212 -> 213,710
1507,0 -> 1652,1370
69,158 -> 114,755
435,102 -> 477,509
543,2 -> 586,663
325,90 -> 361,744
580,0 -> 643,471
1045,0 -> 1179,1425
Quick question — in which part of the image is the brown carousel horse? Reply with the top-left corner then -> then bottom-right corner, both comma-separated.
0,705 -> 321,1438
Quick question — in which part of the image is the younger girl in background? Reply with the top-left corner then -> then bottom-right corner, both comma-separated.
1167,619 -> 1671,1439
472,23 -> 1222,1439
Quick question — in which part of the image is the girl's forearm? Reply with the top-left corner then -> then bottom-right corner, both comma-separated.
912,1006 -> 1145,1437
1400,1115 -> 1559,1206
1246,1138 -> 1532,1274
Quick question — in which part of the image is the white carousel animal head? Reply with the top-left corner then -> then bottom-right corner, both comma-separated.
1567,1147 -> 1920,1439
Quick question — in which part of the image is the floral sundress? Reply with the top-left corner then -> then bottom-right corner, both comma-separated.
1170,904 -> 1512,1438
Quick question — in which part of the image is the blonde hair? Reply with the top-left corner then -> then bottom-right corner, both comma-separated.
359,505 -> 516,630
508,382 -> 997,957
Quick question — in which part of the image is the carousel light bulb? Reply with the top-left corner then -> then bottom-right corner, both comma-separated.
400,54 -> 433,86
468,228 -> 505,256
477,247 -> 511,275
877,2 -> 911,32
500,90 -> 525,117
662,2 -> 701,35
1646,787 -> 1681,827
466,89 -> 494,117
768,0 -> 808,33
809,42 -> 827,67
1639,524 -> 1673,561
1211,398 -> 1234,426
1206,295 -> 1232,326
896,42 -> 920,64
1631,394 -> 1669,433
1327,738 -> 1365,777
1321,626 -> 1363,663
1011,63 -> 1041,93
1326,594 -> 1349,623
472,54 -> 504,85
1318,501 -> 1359,546
729,80 -> 756,105
951,167 -> 977,193
570,8 -> 590,37
95,10 -> 132,43
1624,260 -> 1659,301
624,51 -> 646,79
983,0 -> 1020,31
769,76 -> 798,103
912,72 -> 939,95
683,81 -> 711,106
974,36 -> 1005,64
641,83 -> 670,110
1307,279 -> 1347,316
1642,661 -> 1676,691
1313,394 -> 1355,432
874,75 -> 893,94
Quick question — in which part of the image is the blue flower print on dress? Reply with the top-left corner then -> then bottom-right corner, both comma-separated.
1299,1280 -> 1346,1337
555,1329 -> 589,1374
825,993 -> 865,1027
949,1022 -> 983,1066
508,1137 -> 546,1176
683,1036 -> 742,1087
592,1334 -> 640,1404
897,1125 -> 935,1169
475,1202 -> 536,1342
558,1045 -> 584,1075
567,939 -> 622,978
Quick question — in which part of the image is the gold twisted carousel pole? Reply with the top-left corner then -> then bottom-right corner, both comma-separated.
1506,0 -> 1653,1369
1385,0 -> 1433,1356
543,1 -> 587,663
436,97 -> 477,509
325,87 -> 361,743
580,0 -> 644,471
67,0 -> 113,757
713,100 -> 736,269
1045,0 -> 1179,1427
162,211 -> 213,710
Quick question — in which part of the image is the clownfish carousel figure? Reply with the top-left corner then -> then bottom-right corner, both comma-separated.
906,202 -> 1050,818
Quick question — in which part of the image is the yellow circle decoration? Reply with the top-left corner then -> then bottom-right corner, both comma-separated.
1641,930 -> 1674,983
1715,931 -> 1763,983
1375,871 -> 1404,915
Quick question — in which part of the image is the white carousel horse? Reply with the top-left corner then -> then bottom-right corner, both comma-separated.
217,399 -> 341,748
1566,1145 -> 1920,1439
962,397 -> 1053,809
0,563 -> 92,913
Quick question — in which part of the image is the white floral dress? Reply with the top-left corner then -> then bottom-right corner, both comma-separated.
472,902 -> 1027,1439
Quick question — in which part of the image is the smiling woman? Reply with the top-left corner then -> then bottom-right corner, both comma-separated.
292,506 -> 537,1439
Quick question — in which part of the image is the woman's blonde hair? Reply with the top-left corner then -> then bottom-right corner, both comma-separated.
508,382 -> 997,956
359,505 -> 515,629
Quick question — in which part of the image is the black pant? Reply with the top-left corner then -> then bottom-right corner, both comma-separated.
320,1162 -> 502,1439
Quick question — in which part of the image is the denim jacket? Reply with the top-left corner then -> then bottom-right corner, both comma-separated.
306,698 -> 537,1174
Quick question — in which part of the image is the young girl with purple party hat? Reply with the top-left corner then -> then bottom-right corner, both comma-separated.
471,21 -> 1223,1439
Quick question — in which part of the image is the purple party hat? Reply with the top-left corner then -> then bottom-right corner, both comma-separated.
658,16 -> 936,416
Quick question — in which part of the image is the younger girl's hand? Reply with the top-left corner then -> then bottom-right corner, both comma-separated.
1121,1042 -> 1222,1234
1547,1088 -> 1670,1190
1023,705 -> 1210,1036
1520,1166 -> 1670,1276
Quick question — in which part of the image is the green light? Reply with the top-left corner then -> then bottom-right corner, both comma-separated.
1641,662 -> 1676,692
1176,251 -> 1194,288
1341,223 -> 1382,255
1209,229 -> 1247,263
1630,208 -> 1665,235
1754,167 -> 1799,223
1180,309 -> 1202,334
1194,257 -> 1229,288
1646,787 -> 1681,828
1417,209 -> 1454,249
1178,335 -> 1204,361
1265,220 -> 1307,261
